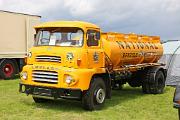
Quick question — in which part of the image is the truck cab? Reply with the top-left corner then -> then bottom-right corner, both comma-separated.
20,21 -> 166,110
20,21 -> 107,110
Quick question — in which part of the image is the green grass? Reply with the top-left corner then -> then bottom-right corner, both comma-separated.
0,79 -> 178,120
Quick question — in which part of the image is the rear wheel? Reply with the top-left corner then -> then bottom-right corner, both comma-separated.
142,69 -> 165,94
0,59 -> 18,79
153,70 -> 165,94
82,77 -> 106,110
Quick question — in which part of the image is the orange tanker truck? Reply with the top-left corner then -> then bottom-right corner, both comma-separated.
19,21 -> 166,110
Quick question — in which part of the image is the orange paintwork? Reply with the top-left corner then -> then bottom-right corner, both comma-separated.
20,21 -> 163,91
102,32 -> 163,69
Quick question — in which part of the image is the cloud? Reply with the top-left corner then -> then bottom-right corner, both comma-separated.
0,0 -> 180,40
63,0 -> 96,16
0,0 -> 61,14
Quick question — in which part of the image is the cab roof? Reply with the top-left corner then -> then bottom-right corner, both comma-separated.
35,21 -> 100,29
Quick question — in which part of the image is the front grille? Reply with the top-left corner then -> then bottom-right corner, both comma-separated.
32,71 -> 58,84
36,56 -> 61,62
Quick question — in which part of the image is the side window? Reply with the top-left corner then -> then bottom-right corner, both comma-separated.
87,30 -> 100,47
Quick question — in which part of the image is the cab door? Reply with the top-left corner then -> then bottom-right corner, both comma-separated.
86,29 -> 104,69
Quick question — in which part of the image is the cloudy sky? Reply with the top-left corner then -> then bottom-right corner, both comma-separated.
0,0 -> 180,40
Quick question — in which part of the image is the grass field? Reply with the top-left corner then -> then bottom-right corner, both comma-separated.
0,79 -> 178,120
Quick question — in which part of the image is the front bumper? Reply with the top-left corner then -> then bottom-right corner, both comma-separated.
19,83 -> 82,100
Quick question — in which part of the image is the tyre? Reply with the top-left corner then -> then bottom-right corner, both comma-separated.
142,69 -> 165,94
153,70 -> 165,94
0,59 -> 18,79
128,71 -> 143,87
82,77 -> 106,110
142,82 -> 150,94
33,97 -> 49,103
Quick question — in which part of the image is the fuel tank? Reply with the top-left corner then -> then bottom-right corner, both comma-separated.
102,32 -> 163,69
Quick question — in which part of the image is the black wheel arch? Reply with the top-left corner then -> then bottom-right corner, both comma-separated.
148,66 -> 167,79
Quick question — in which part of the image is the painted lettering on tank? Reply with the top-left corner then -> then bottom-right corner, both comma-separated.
145,43 -> 150,49
149,42 -> 154,49
117,41 -> 125,49
117,41 -> 158,50
131,42 -> 136,49
125,42 -> 131,49
138,42 -> 144,49
154,44 -> 159,49
123,53 -> 140,58
136,42 -> 140,49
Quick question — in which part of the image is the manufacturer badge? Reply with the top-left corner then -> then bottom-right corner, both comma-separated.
93,52 -> 99,62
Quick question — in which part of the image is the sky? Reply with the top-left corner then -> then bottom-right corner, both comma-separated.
0,0 -> 180,40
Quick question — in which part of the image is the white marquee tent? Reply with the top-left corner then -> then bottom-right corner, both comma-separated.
159,40 -> 180,86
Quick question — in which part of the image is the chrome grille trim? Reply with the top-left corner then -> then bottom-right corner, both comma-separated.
36,56 -> 61,62
33,71 -> 58,76
32,71 -> 58,84
32,74 -> 58,79
33,78 -> 57,83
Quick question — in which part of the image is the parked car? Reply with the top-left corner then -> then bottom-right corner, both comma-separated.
173,85 -> 180,119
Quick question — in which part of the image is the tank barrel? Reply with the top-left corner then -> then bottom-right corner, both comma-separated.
102,32 -> 163,69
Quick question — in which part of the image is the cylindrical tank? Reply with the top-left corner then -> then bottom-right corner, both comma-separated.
102,32 -> 163,69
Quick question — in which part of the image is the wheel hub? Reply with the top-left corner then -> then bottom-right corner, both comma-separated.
96,88 -> 105,104
5,67 -> 10,72
3,64 -> 13,77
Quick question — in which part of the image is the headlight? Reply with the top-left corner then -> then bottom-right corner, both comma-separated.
66,53 -> 74,61
28,52 -> 32,58
65,75 -> 73,84
21,72 -> 28,80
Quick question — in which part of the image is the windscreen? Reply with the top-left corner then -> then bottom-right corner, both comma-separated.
35,28 -> 84,47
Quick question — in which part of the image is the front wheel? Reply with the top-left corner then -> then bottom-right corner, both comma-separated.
82,77 -> 106,110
